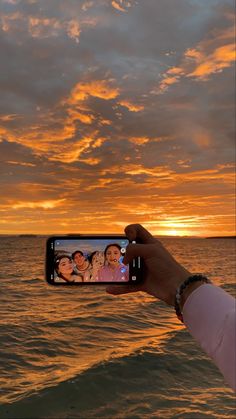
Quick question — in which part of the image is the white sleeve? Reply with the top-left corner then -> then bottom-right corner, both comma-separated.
183,284 -> 236,392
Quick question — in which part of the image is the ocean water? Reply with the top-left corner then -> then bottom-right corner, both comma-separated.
0,236 -> 235,419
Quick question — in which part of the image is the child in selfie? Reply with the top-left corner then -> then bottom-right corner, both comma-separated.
97,244 -> 129,282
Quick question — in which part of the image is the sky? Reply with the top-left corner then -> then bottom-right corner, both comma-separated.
0,0 -> 235,236
55,238 -> 129,256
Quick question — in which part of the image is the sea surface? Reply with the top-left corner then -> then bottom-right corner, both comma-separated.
0,236 -> 235,419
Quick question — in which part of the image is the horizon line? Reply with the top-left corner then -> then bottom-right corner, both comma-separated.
0,234 -> 235,239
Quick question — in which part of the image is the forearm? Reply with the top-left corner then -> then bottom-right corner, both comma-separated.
182,284 -> 236,392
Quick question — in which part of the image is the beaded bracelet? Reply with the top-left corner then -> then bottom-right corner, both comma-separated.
175,274 -> 210,323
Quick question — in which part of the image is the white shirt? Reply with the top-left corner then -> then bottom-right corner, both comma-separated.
183,284 -> 236,392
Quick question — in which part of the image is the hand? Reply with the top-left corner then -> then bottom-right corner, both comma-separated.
106,224 -> 191,306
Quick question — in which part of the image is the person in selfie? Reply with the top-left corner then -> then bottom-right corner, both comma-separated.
89,251 -> 105,281
54,255 -> 83,282
72,250 -> 92,281
106,224 -> 236,392
97,244 -> 129,282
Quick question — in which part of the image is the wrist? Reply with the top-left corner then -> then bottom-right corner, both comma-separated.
180,281 -> 205,310
175,274 -> 211,322
168,268 -> 191,306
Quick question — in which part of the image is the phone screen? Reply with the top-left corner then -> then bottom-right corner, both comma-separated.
46,235 -> 143,285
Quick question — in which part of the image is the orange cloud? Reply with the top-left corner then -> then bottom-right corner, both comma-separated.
118,100 -> 144,112
28,17 -> 61,38
177,159 -> 191,168
188,43 -> 235,79
84,178 -> 114,191
100,164 -> 235,190
167,67 -> 184,75
178,169 -> 235,184
91,137 -> 107,148
157,19 -> 235,92
0,114 -> 21,122
12,199 -> 66,210
68,80 -> 120,104
185,49 -> 203,60
217,163 -> 235,170
128,137 -> 149,145
0,125 -> 11,140
99,119 -> 112,126
79,157 -> 101,165
47,134 -> 107,163
7,161 -> 36,167
1,11 -> 22,32
39,134 -> 104,164
0,78 -> 119,161
66,20 -> 81,43
101,163 -> 173,179
125,165 -> 173,178
111,0 -> 134,13
49,136 -> 95,163
111,1 -> 127,12
158,75 -> 181,92
0,172 -> 234,235
152,67 -> 184,94
67,109 -> 94,124
1,12 -> 82,43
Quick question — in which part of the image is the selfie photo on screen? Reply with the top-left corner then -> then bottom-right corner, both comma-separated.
53,239 -> 129,283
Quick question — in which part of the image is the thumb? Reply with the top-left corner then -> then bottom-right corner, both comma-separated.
123,243 -> 150,265
106,244 -> 151,296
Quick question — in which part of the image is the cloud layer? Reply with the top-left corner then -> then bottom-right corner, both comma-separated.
0,0 -> 235,235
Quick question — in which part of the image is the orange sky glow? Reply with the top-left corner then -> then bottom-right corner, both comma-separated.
0,0 -> 235,236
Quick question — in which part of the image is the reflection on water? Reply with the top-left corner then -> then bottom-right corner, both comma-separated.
0,236 -> 235,418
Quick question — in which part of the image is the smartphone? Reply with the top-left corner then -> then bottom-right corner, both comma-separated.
46,235 -> 143,285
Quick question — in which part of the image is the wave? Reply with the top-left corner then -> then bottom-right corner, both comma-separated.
0,338 -> 221,419
22,278 -> 44,283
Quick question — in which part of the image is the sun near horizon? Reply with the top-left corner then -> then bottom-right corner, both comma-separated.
0,1 -> 235,238
1,216 -> 235,238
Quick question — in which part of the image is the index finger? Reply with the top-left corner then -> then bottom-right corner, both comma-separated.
124,224 -> 157,244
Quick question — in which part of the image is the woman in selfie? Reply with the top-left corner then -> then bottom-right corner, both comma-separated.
97,244 -> 129,282
54,255 -> 83,283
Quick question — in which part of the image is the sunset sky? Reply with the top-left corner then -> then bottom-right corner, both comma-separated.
0,0 -> 235,236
